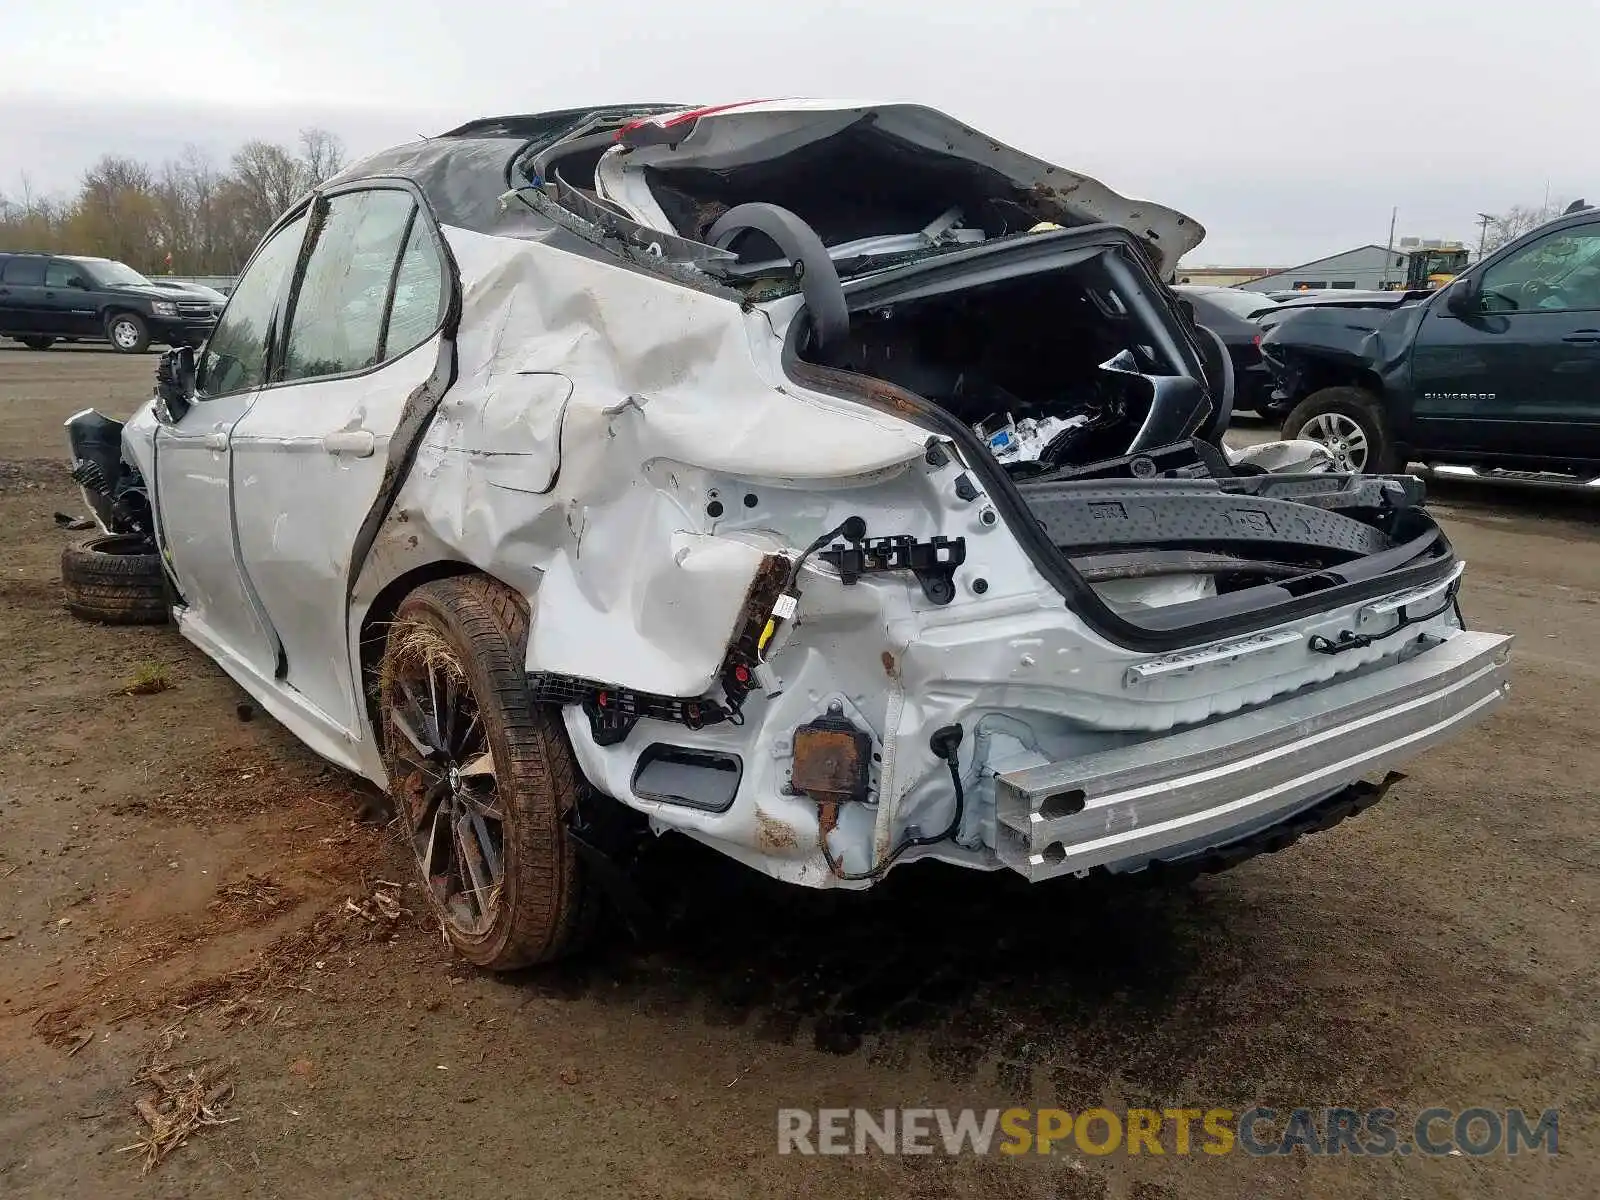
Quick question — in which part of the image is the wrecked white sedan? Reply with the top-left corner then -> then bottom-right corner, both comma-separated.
64,101 -> 1511,969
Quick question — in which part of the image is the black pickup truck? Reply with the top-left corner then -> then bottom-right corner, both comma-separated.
0,253 -> 223,354
1261,204 -> 1600,486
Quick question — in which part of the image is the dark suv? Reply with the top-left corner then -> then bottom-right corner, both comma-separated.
1261,205 -> 1600,485
0,253 -> 223,354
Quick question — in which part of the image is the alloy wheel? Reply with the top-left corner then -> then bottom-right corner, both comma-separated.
384,645 -> 505,937
1296,411 -> 1369,472
112,320 -> 141,350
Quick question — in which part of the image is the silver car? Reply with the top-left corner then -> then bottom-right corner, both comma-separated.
63,101 -> 1511,970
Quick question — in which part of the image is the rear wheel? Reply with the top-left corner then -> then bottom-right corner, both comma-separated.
379,576 -> 591,969
1282,386 -> 1397,473
20,336 -> 56,351
105,312 -> 150,354
61,534 -> 169,625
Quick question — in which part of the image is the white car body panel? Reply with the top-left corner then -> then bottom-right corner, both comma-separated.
229,336 -> 443,738
151,390 -> 280,679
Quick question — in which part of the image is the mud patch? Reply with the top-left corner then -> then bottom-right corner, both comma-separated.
0,457 -> 68,491
754,807 -> 800,852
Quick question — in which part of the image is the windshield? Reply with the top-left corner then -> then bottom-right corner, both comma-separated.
84,260 -> 151,288
1478,225 -> 1600,311
1194,288 -> 1278,319
1415,250 -> 1467,275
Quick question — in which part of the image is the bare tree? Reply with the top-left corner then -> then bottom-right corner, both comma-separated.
1482,198 -> 1575,255
73,156 -> 161,268
228,140 -> 307,232
298,127 -> 346,186
0,173 -> 70,253
0,126 -> 357,273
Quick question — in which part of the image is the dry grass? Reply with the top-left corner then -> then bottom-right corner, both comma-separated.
119,1053 -> 238,1175
376,615 -> 466,710
207,873 -> 290,920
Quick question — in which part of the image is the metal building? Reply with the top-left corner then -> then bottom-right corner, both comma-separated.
1236,244 -> 1409,293
1174,265 -> 1283,287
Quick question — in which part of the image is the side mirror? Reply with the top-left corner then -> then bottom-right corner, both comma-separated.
153,345 -> 197,424
1445,277 -> 1481,317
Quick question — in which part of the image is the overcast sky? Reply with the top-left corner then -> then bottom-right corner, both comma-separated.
1,0 -> 1592,265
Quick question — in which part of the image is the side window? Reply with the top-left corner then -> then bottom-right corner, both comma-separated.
1479,225 -> 1600,314
278,190 -> 414,382
46,261 -> 83,287
2,258 -> 47,285
381,217 -> 447,361
198,213 -> 309,397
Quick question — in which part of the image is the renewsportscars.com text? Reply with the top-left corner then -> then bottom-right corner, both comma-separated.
777,1106 -> 1558,1158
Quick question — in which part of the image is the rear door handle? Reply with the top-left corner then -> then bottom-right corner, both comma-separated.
203,429 -> 230,451
321,429 -> 375,457
1563,330 -> 1600,343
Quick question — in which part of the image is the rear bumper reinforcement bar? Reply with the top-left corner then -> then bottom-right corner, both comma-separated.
995,629 -> 1512,882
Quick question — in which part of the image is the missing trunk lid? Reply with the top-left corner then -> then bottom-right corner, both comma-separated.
781,236 -> 1459,647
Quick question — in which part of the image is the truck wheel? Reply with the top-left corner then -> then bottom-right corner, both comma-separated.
20,336 -> 56,351
1282,387 -> 1397,474
61,534 -> 169,625
379,576 -> 592,970
105,312 -> 150,354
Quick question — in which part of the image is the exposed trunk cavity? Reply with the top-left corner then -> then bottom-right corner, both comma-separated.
798,239 -> 1211,473
785,237 -> 1460,637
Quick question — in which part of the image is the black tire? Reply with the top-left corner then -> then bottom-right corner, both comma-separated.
20,336 -> 56,351
379,576 -> 591,969
1193,325 -> 1235,445
61,534 -> 169,625
1281,386 -> 1398,474
105,311 -> 150,354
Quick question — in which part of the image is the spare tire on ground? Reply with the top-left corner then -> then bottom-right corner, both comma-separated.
61,534 -> 169,625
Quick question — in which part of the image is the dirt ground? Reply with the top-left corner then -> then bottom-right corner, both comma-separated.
0,345 -> 1595,1200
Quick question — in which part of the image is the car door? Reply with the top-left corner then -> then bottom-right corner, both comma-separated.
227,185 -> 450,736
155,211 -> 310,682
44,260 -> 98,335
0,256 -> 49,334
1410,221 -> 1600,462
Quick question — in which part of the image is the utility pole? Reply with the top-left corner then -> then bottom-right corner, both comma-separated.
1476,212 -> 1494,259
1381,206 -> 1398,288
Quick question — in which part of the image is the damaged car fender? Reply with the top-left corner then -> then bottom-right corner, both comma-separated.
367,224 -> 934,706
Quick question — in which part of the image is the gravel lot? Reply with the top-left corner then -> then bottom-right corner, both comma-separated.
1,345 -> 1595,1199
